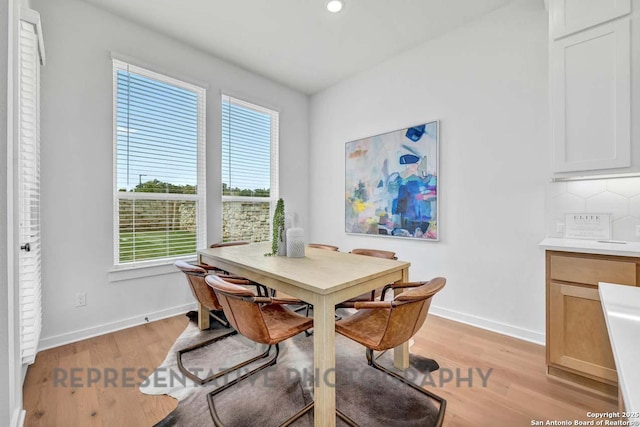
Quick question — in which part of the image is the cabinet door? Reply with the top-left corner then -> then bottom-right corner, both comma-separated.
550,0 -> 631,39
548,281 -> 617,383
551,19 -> 631,173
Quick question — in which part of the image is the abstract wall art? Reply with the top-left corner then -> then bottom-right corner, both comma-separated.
345,121 -> 439,241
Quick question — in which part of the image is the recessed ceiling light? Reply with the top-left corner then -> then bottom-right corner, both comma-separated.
326,0 -> 344,13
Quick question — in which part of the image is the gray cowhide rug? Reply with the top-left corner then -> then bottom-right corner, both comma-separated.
141,312 -> 442,426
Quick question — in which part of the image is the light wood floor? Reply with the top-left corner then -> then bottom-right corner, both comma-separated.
23,314 -> 616,426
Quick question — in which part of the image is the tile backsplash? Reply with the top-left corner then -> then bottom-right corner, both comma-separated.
547,177 -> 640,241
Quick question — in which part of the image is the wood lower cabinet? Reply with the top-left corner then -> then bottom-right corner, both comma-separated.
548,282 -> 617,382
546,251 -> 638,395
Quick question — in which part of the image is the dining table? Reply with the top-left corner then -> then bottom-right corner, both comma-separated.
197,242 -> 411,427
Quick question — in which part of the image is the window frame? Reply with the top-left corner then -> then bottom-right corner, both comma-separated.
112,59 -> 207,268
221,94 -> 279,242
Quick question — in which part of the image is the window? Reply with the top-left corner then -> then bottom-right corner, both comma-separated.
221,95 -> 279,242
113,60 -> 206,266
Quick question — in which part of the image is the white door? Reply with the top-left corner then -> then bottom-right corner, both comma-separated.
18,18 -> 42,365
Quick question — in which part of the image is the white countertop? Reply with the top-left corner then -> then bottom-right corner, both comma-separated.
539,237 -> 640,257
599,283 -> 640,413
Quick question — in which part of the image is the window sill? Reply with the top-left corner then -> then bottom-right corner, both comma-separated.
109,257 -> 195,282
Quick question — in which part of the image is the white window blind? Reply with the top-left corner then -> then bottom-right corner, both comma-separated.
18,18 -> 42,365
221,95 -> 279,242
113,60 -> 206,265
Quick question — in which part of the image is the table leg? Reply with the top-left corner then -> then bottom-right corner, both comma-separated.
198,303 -> 210,330
393,267 -> 410,370
196,253 -> 211,330
313,295 -> 336,427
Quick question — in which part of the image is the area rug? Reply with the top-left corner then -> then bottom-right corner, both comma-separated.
141,313 -> 442,426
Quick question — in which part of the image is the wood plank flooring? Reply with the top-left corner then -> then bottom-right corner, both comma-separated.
23,314 -> 616,426
23,316 -> 188,427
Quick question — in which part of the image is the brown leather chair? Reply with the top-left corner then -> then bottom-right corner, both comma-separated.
196,241 -> 268,296
307,243 -> 339,251
350,248 -> 397,260
174,261 -> 267,385
335,277 -> 447,426
343,248 -> 398,303
304,246 -> 395,323
204,274 -> 315,426
200,241 -> 251,275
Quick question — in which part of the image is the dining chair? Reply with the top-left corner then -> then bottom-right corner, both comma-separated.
204,274 -> 315,426
335,277 -> 447,426
174,261 -> 268,385
196,241 -> 268,296
342,248 -> 398,304
304,246 -> 396,325
307,243 -> 339,251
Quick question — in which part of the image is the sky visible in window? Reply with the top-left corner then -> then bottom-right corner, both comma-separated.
222,100 -> 272,193
116,70 -> 198,193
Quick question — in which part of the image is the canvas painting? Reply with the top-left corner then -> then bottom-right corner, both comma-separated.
345,121 -> 439,240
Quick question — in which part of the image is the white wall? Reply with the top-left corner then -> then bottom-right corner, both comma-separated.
33,0 -> 310,347
309,0 -> 549,343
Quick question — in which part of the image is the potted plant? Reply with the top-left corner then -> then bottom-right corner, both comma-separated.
266,198 -> 286,256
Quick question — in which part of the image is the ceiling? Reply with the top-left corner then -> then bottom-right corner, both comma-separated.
82,0 -> 514,94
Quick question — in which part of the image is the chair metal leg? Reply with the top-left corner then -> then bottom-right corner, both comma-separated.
304,304 -> 313,336
336,408 -> 359,426
293,304 -> 308,313
365,348 -> 446,427
208,344 -> 282,426
280,402 -> 314,427
255,283 -> 269,297
176,325 -> 271,386
208,346 -> 316,427
209,311 -> 232,329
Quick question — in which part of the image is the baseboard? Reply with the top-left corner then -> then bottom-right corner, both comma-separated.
429,305 -> 545,345
38,302 -> 197,351
37,302 -> 544,351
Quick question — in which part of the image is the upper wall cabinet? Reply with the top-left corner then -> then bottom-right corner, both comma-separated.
549,0 -> 634,175
551,19 -> 631,173
550,0 -> 631,39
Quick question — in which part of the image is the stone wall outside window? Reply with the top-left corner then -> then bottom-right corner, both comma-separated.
222,201 -> 271,242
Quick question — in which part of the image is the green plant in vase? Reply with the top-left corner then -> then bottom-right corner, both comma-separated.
266,198 -> 285,256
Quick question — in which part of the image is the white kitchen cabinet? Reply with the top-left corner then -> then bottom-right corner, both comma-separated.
550,0 -> 631,39
551,18 -> 631,173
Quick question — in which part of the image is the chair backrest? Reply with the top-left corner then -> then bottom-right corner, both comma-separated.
378,277 -> 446,350
350,248 -> 397,260
210,241 -> 250,249
308,243 -> 339,251
174,261 -> 223,311
205,274 -> 272,344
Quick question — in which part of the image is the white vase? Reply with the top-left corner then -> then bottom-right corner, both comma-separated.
286,228 -> 305,258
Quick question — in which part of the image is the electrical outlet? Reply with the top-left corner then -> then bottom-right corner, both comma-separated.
556,223 -> 564,233
75,292 -> 87,307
